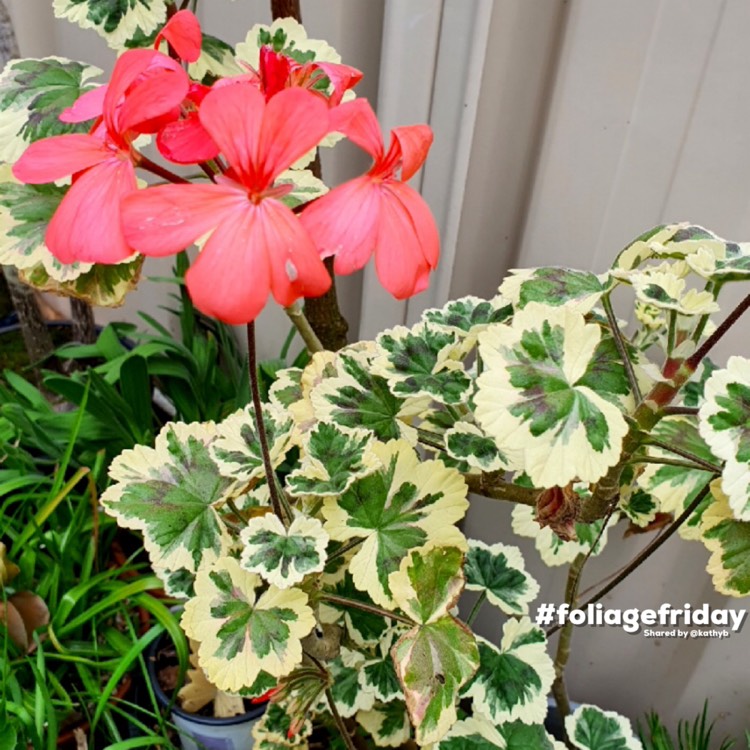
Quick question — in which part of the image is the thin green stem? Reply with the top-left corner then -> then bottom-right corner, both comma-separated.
691,280 -> 718,345
247,322 -> 286,523
602,294 -> 642,403
628,455 -> 720,473
551,554 -> 586,726
285,301 -> 324,353
666,309 -> 678,359
465,591 -> 487,627
325,686 -> 357,750
320,594 -> 414,627
417,428 -> 445,452
642,437 -> 722,474
326,537 -> 365,564
548,483 -> 712,637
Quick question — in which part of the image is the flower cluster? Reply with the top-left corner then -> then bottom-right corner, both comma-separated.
11,11 -> 439,323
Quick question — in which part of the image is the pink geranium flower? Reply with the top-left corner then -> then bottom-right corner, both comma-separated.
300,99 -> 439,299
120,84 -> 332,325
12,49 -> 189,264
155,9 -> 202,63
257,46 -> 362,105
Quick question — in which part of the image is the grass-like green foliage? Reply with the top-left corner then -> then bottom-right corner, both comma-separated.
0,377 -> 187,748
638,702 -> 744,750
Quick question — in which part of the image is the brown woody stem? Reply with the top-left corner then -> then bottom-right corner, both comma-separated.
320,594 -> 414,627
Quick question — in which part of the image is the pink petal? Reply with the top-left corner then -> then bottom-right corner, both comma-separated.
121,183 -> 245,257
299,176 -> 380,275
260,199 -> 331,307
198,82 -> 264,185
185,207 -> 271,324
60,85 -> 108,123
12,134 -> 112,184
105,49 -> 188,138
315,62 -> 363,107
199,85 -> 329,190
329,99 -> 383,161
391,124 -> 433,182
257,88 -> 330,184
156,10 -> 202,63
374,187 -> 433,299
46,157 -> 137,264
156,114 -> 220,164
386,181 -> 440,269
259,47 -> 292,99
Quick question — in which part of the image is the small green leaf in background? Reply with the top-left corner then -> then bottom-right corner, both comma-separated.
464,540 -> 540,616
565,704 -> 643,750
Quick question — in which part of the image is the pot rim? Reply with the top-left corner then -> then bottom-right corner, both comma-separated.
146,633 -> 268,727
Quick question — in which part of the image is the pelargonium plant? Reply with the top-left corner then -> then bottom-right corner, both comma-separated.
1,3 -> 749,749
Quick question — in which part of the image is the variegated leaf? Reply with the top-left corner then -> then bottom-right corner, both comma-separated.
277,169 -> 328,209
53,0 -> 169,49
629,269 -> 718,316
636,416 -> 716,538
102,422 -> 233,574
464,540 -> 540,616
182,557 -> 315,692
475,303 -> 630,487
22,254 -> 143,307
286,422 -> 379,497
389,545 -> 479,745
500,267 -> 608,314
252,702 -> 311,749
699,356 -> 750,521
565,704 -> 643,750
323,440 -> 468,607
618,489 -> 659,528
328,649 -> 375,718
322,574 -> 391,646
236,17 -> 343,69
464,618 -> 554,726
240,512 -> 328,589
311,350 -> 422,443
359,651 -> 402,704
0,56 -> 101,161
435,715 -> 564,750
444,422 -> 515,473
700,481 -> 750,597
391,616 -> 479,745
421,295 -> 512,342
188,34 -> 243,82
0,168 -> 87,279
211,404 -> 293,483
688,241 -> 750,280
357,701 -> 411,748
270,367 -> 305,409
374,324 -> 471,406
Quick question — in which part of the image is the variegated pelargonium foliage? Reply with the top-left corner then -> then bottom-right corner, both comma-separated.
100,221 -> 750,747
